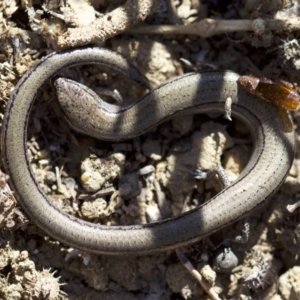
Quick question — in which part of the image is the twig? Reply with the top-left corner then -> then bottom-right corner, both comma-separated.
57,0 -> 161,49
287,200 -> 300,213
176,248 -> 222,300
126,18 -> 300,38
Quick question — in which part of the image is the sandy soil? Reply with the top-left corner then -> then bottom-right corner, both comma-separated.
1,0 -> 300,299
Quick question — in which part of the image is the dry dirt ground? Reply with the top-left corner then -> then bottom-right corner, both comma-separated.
1,0 -> 300,299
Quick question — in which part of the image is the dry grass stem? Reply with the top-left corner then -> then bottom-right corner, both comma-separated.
127,18 -> 300,38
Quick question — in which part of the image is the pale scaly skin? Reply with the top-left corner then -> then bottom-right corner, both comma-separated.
2,48 -> 295,254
